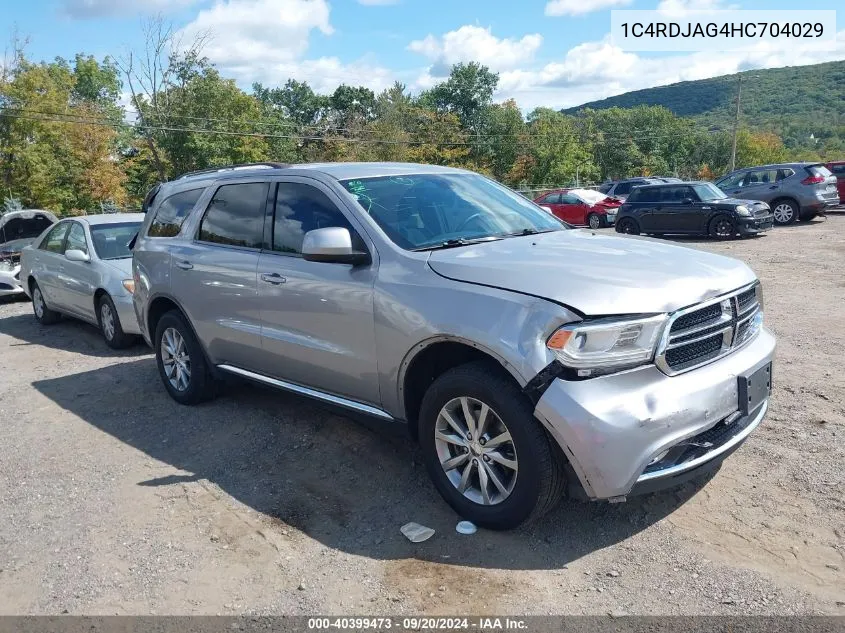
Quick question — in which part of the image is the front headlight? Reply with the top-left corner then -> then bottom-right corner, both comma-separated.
735,205 -> 752,216
546,315 -> 668,376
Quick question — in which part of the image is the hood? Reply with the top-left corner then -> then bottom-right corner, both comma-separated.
0,210 -> 58,245
101,257 -> 133,277
426,229 -> 757,315
0,238 -> 34,255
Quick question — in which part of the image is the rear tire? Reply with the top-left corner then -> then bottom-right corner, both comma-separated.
587,213 -> 602,230
418,361 -> 566,530
615,217 -> 640,235
708,215 -> 736,240
98,294 -> 135,349
30,281 -> 61,325
154,310 -> 217,405
771,199 -> 798,225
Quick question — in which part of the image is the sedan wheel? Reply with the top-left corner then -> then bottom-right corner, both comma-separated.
434,396 -> 518,506
31,282 -> 60,324
33,288 -> 45,319
160,327 -> 191,392
588,213 -> 602,230
100,302 -> 115,341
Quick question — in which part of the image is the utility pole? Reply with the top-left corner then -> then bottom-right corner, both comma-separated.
729,74 -> 742,172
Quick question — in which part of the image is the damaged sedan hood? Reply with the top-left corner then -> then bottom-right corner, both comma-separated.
426,229 -> 757,316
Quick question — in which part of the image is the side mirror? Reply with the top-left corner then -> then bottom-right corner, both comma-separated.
302,227 -> 370,265
680,198 -> 694,205
65,249 -> 90,263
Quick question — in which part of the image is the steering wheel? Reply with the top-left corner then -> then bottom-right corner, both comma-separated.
455,213 -> 488,233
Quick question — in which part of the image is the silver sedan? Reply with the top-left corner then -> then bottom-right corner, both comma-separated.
19,213 -> 145,348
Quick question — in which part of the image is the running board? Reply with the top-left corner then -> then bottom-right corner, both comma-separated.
216,364 -> 394,421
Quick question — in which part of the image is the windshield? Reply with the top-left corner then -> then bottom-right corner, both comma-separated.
339,173 -> 565,250
693,183 -> 728,201
90,222 -> 142,260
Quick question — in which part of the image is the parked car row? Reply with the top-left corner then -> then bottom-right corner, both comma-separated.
15,161 -> 775,531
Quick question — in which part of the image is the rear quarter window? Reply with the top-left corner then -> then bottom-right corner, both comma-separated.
148,188 -> 205,237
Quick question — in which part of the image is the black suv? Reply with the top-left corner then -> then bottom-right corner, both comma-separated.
615,181 -> 773,239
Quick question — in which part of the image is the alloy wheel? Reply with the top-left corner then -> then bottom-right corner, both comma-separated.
434,396 -> 518,506
33,288 -> 44,318
715,219 -> 733,238
101,303 -> 115,341
161,327 -> 191,392
588,214 -> 601,230
773,203 -> 794,224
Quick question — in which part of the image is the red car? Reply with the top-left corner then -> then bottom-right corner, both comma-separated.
825,161 -> 845,204
534,188 -> 621,229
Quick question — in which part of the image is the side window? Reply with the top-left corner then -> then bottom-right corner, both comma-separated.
682,186 -> 698,201
39,223 -> 70,253
65,222 -> 89,255
198,183 -> 268,248
541,193 -> 561,204
273,183 -> 355,255
559,194 -> 579,204
746,169 -> 778,185
615,182 -> 632,195
718,172 -> 745,188
830,164 -> 845,176
777,168 -> 795,181
659,186 -> 687,202
629,188 -> 653,203
148,188 -> 204,237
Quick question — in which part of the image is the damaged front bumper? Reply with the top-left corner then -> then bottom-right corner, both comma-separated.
0,265 -> 25,297
533,327 -> 775,500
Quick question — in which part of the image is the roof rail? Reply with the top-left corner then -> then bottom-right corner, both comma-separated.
174,162 -> 291,180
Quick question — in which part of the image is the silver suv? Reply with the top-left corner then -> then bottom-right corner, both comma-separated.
715,162 -> 838,225
132,162 -> 776,529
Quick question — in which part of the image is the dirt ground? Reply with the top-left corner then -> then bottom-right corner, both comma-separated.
1,214 -> 843,616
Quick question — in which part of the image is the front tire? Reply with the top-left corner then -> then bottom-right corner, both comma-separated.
771,199 -> 798,225
98,294 -> 135,349
31,281 -> 61,325
709,215 -> 737,240
154,310 -> 217,405
418,362 -> 566,530
587,213 -> 602,230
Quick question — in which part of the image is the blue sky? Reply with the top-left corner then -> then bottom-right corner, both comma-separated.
3,0 -> 843,109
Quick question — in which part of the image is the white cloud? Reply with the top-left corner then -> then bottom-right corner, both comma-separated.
175,0 -> 394,94
489,31 -> 845,110
545,0 -> 631,17
408,25 -> 543,75
62,0 -> 200,17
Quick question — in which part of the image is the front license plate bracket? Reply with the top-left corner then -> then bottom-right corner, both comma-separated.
738,362 -> 772,416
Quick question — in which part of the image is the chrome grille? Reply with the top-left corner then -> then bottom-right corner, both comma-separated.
655,283 -> 762,375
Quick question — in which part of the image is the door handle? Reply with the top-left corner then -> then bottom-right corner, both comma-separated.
261,273 -> 286,285
175,260 -> 193,270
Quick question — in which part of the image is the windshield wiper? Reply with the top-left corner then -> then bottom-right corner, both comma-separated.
503,227 -> 558,237
413,236 -> 502,251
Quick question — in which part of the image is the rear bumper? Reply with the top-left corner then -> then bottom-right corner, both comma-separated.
534,328 -> 775,500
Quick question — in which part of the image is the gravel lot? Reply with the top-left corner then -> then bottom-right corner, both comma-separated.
1,214 -> 843,616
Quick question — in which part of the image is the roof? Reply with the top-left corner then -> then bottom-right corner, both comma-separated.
635,181 -> 710,188
171,161 -> 471,186
731,162 -> 822,170
75,213 -> 146,226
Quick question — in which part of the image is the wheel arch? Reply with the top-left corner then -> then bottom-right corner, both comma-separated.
398,336 -> 527,441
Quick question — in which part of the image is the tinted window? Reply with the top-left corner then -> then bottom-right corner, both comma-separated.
39,223 -> 70,253
628,187 -> 658,203
148,189 -> 204,237
541,193 -> 561,204
746,169 -> 779,185
273,183 -> 354,255
65,222 -> 88,255
659,186 -> 692,202
559,194 -> 580,204
91,222 -> 143,260
807,165 -> 832,178
614,182 -> 632,195
198,183 -> 267,248
776,168 -> 795,181
829,164 -> 845,176
717,172 -> 745,188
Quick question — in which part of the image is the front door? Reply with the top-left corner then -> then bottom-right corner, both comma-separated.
169,181 -> 267,368
58,221 -> 99,321
254,178 -> 380,407
556,193 -> 586,224
651,185 -> 699,233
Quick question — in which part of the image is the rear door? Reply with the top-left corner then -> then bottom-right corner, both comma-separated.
735,168 -> 780,203
254,177 -> 380,406
169,181 -> 267,369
